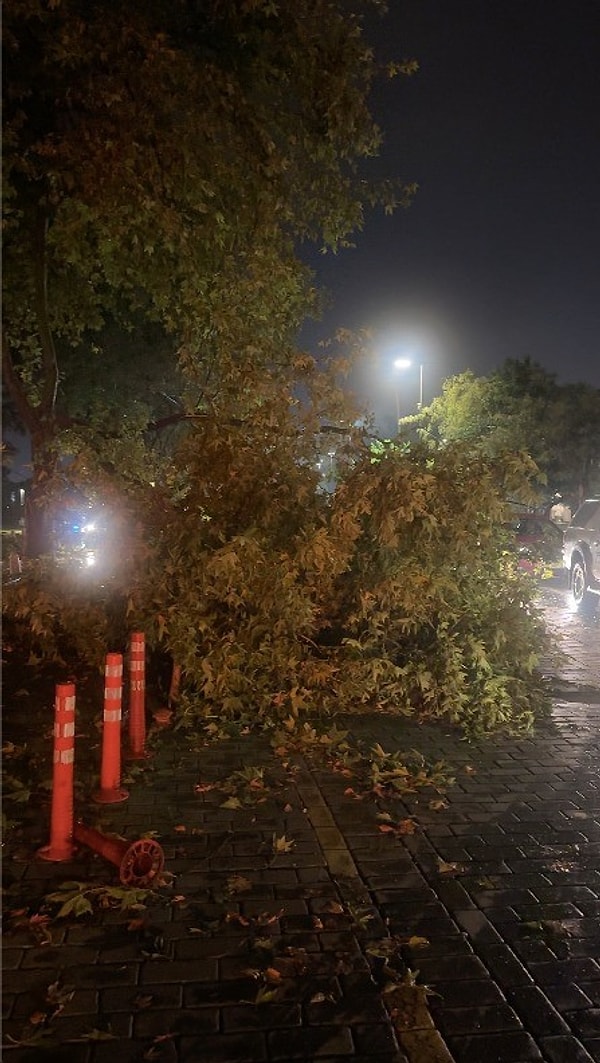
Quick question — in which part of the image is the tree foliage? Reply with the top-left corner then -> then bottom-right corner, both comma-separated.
416,359 -> 600,503
3,353 -> 553,737
2,0 -> 416,554
2,3 -> 556,739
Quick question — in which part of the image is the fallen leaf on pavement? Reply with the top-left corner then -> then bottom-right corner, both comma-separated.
227,874 -> 253,894
256,909 -> 283,926
133,994 -> 155,1010
273,834 -> 295,853
378,818 -> 417,836
437,858 -> 466,874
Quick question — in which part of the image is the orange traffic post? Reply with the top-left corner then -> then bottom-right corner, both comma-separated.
128,631 -> 149,759
73,822 -> 164,887
93,652 -> 128,804
38,683 -> 77,862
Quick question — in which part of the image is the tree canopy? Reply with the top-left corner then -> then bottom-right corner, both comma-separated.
2,0 -> 416,554
3,3 -> 558,741
415,359 -> 600,504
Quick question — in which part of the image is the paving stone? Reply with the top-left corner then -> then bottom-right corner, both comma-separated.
19,945 -> 100,968
506,985 -> 570,1036
7,1046 -> 92,1063
527,958 -> 600,985
101,982 -> 182,1012
478,943 -> 535,986
435,1002 -> 522,1035
267,1025 -> 355,1058
584,1039 -> 600,1062
433,881 -> 477,912
353,1021 -> 403,1055
453,909 -> 503,943
184,977 -> 271,1007
2,948 -> 25,969
543,984 -> 595,1010
430,980 -> 507,1009
221,1002 -> 302,1031
133,1004 -> 220,1037
408,954 -> 490,983
445,1030 -> 543,1060
180,1031 -> 268,1062
564,1011 -> 600,1037
510,938 -> 564,965
139,958 -> 218,984
539,1035 -> 598,1062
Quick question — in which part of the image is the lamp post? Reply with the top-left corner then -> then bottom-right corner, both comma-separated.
393,358 -> 411,426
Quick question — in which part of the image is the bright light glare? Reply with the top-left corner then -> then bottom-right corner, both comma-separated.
85,552 -> 96,567
394,358 -> 412,370
83,522 -> 96,533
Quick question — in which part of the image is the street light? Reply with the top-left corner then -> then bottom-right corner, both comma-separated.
393,358 -> 423,425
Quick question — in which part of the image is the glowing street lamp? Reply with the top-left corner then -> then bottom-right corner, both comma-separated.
393,357 -> 423,424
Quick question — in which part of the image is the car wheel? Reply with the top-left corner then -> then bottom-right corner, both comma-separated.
571,558 -> 589,606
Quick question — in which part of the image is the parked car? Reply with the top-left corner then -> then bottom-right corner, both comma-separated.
562,499 -> 600,607
504,513 -> 564,576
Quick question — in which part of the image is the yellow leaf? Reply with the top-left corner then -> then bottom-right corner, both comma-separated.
273,834 -> 295,853
437,858 -> 466,874
227,874 -> 253,895
405,935 -> 429,949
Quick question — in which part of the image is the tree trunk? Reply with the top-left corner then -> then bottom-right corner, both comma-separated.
22,434 -> 57,559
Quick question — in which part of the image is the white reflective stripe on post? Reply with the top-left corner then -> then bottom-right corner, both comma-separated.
54,720 -> 75,738
105,663 -> 123,677
130,660 -> 144,672
54,748 -> 75,765
131,680 -> 145,692
104,709 -> 122,723
104,686 -> 123,700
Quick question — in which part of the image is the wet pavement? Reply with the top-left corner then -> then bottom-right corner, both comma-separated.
2,582 -> 600,1062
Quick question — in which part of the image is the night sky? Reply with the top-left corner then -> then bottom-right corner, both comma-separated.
301,0 -> 600,426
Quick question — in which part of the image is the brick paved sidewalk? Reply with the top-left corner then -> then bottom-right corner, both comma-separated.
3,580 -> 600,1062
3,728 -> 445,1063
3,694 -> 600,1063
343,702 -> 600,1063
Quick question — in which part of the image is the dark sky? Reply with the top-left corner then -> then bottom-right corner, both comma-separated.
301,0 -> 600,428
